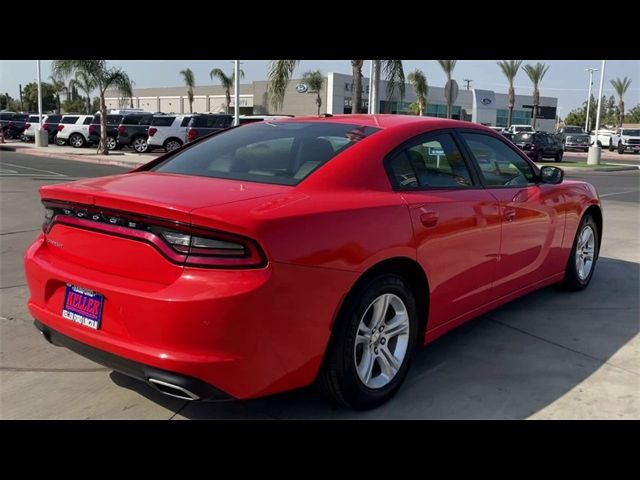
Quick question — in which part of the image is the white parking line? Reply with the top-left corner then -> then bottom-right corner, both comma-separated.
0,162 -> 66,177
600,189 -> 640,198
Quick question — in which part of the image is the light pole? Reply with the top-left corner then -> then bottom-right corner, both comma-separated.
34,60 -> 47,147
233,60 -> 240,126
587,60 -> 607,165
584,67 -> 598,132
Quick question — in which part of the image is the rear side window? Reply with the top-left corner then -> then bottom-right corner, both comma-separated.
460,132 -> 536,187
151,122 -> 379,186
151,116 -> 175,127
61,116 -> 79,124
83,117 -> 93,125
387,133 -> 473,189
14,114 -> 29,121
122,115 -> 142,125
0,113 -> 13,120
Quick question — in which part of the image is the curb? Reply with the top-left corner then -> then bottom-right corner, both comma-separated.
1,144 -> 151,169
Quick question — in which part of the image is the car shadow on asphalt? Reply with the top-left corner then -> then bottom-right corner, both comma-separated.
111,256 -> 639,419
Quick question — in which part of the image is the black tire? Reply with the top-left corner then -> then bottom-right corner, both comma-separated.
583,148 -> 589,152
555,150 -> 563,162
609,140 -> 614,151
132,136 -> 148,153
618,143 -> 624,154
317,274 -> 419,409
563,214 -> 599,291
164,138 -> 183,152
536,150 -> 544,162
69,133 -> 85,148
55,137 -> 66,146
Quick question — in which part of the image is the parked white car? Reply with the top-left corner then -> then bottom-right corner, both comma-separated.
147,114 -> 192,152
608,127 -> 640,154
589,129 -> 615,148
507,124 -> 535,134
55,114 -> 94,147
22,114 -> 47,141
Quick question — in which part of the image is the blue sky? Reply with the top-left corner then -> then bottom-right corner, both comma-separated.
1,60 -> 638,117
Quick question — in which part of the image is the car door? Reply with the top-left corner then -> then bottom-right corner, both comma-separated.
386,131 -> 501,327
458,131 -> 566,300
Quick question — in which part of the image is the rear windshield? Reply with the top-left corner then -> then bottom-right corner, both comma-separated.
514,132 -> 536,141
46,114 -> 62,123
13,114 -> 28,121
190,115 -> 232,128
0,113 -> 14,120
61,116 -> 79,124
151,122 -> 380,186
151,116 -> 176,127
29,115 -> 40,122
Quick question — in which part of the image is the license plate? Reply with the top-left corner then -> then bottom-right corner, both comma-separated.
62,284 -> 104,330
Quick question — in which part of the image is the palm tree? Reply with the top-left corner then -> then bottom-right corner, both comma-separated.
267,60 -> 299,111
68,71 -> 95,114
497,60 -> 523,127
180,68 -> 195,113
610,77 -> 632,127
48,75 -> 67,114
523,62 -> 550,129
301,70 -> 324,115
407,69 -> 428,116
268,60 -> 405,114
437,60 -> 457,119
210,67 -> 244,114
52,61 -> 132,155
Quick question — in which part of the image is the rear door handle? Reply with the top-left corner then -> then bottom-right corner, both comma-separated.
503,208 -> 516,222
420,211 -> 439,227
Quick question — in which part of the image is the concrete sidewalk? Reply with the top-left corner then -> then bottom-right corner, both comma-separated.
0,141 -> 157,169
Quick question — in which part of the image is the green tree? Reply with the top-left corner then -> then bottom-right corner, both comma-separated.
627,104 -> 640,123
0,92 -> 13,110
382,60 -> 406,104
210,67 -> 244,114
301,70 -> 324,115
22,82 -> 57,112
437,60 -> 457,119
48,75 -> 67,114
62,97 -> 87,114
68,71 -> 95,114
407,69 -> 428,116
610,77 -> 632,126
52,60 -> 132,154
497,60 -> 523,127
522,62 -> 550,129
180,68 -> 195,113
267,60 -> 299,111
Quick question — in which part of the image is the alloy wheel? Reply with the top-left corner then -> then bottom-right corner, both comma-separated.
575,225 -> 595,281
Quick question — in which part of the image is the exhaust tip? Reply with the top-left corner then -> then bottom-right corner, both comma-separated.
148,378 -> 200,401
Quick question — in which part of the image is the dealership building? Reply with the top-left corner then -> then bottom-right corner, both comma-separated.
106,72 -> 558,132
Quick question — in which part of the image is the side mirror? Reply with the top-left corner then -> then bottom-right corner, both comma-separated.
540,165 -> 564,184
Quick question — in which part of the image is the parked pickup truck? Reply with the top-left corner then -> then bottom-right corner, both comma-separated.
608,127 -> 640,154
555,126 -> 591,152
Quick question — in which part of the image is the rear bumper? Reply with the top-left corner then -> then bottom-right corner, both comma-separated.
24,233 -> 357,399
34,319 -> 231,401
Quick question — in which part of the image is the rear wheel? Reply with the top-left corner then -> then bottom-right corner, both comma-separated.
318,274 -> 418,409
164,138 -> 183,152
563,214 -> 598,291
55,137 -> 66,146
105,137 -> 117,150
132,137 -> 148,153
69,133 -> 85,148
555,150 -> 563,162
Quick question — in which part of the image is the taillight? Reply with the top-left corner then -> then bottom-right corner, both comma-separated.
8,121 -> 14,128
148,127 -> 157,137
25,123 -> 31,129
42,201 -> 266,269
117,126 -> 125,135
88,125 -> 97,135
57,124 -> 64,132
43,123 -> 50,131
187,128 -> 197,141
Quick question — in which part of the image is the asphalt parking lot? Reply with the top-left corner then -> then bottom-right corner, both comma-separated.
1,151 -> 638,419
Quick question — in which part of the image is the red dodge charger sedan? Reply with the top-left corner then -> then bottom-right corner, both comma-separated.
24,115 -> 602,409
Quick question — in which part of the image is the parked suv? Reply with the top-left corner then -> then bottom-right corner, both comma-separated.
55,115 -> 94,147
41,114 -> 63,143
185,114 -> 233,143
609,127 -> 640,154
116,113 -> 154,152
555,125 -> 590,152
147,115 -> 192,152
513,131 -> 564,162
22,114 -> 46,141
0,112 -> 29,139
88,114 -> 125,150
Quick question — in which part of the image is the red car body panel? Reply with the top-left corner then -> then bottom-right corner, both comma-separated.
24,115 -> 602,400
